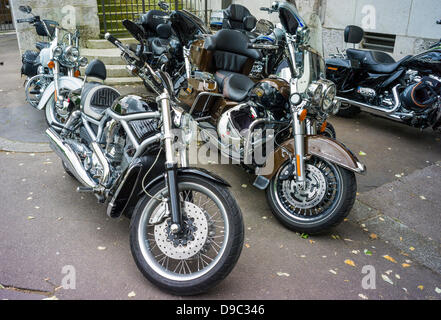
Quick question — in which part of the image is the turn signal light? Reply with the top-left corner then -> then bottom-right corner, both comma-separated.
299,109 -> 308,122
74,70 -> 81,78
47,61 -> 55,69
320,121 -> 328,133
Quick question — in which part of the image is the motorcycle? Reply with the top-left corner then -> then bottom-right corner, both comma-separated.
46,45 -> 244,294
151,1 -> 363,234
16,5 -> 88,129
127,1 -> 211,92
326,24 -> 441,131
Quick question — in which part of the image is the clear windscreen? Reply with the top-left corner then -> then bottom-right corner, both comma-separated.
304,12 -> 324,58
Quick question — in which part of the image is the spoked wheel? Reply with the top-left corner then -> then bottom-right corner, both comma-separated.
318,122 -> 336,139
130,174 -> 244,295
266,156 -> 357,234
45,90 -> 72,130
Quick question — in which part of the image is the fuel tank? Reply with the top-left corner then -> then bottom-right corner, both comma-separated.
402,49 -> 441,75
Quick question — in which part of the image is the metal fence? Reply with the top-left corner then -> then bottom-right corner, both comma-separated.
98,0 -> 210,35
0,0 -> 14,32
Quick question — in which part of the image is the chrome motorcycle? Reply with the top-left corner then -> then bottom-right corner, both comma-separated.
16,5 -> 88,129
46,46 -> 244,295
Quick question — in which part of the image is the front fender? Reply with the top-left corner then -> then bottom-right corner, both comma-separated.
36,76 -> 83,110
256,135 -> 366,184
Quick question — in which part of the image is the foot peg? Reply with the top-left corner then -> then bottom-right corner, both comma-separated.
76,186 -> 93,193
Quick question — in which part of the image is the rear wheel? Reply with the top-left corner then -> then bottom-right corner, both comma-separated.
266,157 -> 357,234
130,174 -> 244,295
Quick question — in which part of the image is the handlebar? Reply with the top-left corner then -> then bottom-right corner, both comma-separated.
437,20 -> 441,25
248,43 -> 279,50
16,17 -> 35,24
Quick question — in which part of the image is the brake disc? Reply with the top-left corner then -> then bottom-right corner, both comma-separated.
154,201 -> 209,260
281,164 -> 327,209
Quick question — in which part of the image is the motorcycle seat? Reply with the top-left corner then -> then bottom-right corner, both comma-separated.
346,48 -> 409,73
81,82 -> 120,121
36,41 -> 50,51
215,70 -> 255,102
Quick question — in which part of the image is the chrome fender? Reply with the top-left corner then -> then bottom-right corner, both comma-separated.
254,135 -> 366,189
36,76 -> 83,110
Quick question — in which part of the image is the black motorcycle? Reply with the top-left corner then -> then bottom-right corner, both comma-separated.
326,24 -> 441,131
127,1 -> 211,92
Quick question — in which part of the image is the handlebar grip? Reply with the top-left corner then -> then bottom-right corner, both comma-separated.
104,33 -> 119,46
260,7 -> 270,11
16,18 -> 32,23
437,20 -> 441,25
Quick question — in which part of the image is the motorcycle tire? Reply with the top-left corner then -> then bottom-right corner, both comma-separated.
130,174 -> 244,295
337,103 -> 361,118
266,157 -> 357,234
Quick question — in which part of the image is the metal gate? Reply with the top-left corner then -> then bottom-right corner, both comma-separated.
0,0 -> 14,32
98,0 -> 210,36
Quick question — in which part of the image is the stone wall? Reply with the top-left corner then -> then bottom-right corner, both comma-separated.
10,0 -> 100,54
208,0 -> 440,59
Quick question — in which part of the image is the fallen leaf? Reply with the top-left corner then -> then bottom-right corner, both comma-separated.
417,285 -> 424,291
26,197 -> 32,201
381,274 -> 394,285
97,246 -> 107,251
435,287 -> 441,294
383,255 -> 397,263
241,184 -> 247,188
245,243 -> 250,248
385,270 -> 393,275
42,296 -> 58,300
402,263 -> 411,268
329,269 -> 337,275
27,216 -> 35,220
419,196 -> 426,200
128,291 -> 136,298
351,250 -> 360,255
364,249 -> 372,256
344,259 -> 356,267
369,233 -> 378,240
262,216 -> 268,220
395,274 -> 401,279
409,247 -> 415,251
276,272 -> 290,277
358,293 -> 368,300
309,239 -> 315,244
359,151 -> 367,156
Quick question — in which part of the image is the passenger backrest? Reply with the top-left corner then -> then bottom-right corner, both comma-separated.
203,29 -> 262,74
222,4 -> 257,32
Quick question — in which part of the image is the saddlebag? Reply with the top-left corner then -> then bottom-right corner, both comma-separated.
21,50 -> 40,77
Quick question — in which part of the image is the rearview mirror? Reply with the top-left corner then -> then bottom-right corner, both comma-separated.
19,5 -> 32,14
122,19 -> 144,43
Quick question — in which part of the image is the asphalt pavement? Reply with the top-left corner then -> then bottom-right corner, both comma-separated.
1,33 -> 440,300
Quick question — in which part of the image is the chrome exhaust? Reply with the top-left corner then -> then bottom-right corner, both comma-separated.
337,85 -> 403,121
46,128 -> 98,189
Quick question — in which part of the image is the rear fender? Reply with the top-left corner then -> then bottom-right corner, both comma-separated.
255,135 -> 366,189
36,76 -> 83,110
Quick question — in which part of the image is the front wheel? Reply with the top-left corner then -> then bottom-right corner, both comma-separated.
130,174 -> 244,295
266,157 -> 357,234
45,90 -> 72,130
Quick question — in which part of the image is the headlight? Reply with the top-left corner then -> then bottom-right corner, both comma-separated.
78,57 -> 88,67
53,46 -> 63,58
307,82 -> 323,103
322,83 -> 337,112
65,46 -> 80,63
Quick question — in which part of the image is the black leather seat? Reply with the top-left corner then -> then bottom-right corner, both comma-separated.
204,29 -> 261,102
35,41 -> 50,51
223,4 -> 257,33
346,48 -> 411,74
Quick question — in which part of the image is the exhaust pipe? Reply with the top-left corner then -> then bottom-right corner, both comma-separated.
337,85 -> 403,121
46,128 -> 97,189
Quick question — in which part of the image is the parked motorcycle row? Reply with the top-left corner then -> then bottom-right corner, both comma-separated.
14,1 -> 439,295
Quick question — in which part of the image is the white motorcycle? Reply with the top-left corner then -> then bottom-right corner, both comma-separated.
16,5 -> 88,130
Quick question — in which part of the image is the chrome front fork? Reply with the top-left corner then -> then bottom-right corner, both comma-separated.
183,46 -> 191,79
291,106 -> 306,187
157,90 -> 183,233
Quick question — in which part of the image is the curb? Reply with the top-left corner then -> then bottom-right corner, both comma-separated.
349,199 -> 441,275
0,136 -> 52,153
